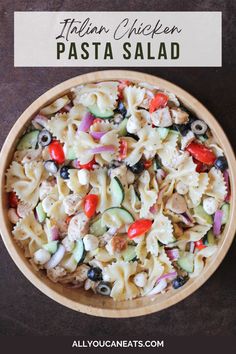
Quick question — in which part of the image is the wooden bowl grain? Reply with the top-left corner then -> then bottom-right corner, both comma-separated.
0,70 -> 235,318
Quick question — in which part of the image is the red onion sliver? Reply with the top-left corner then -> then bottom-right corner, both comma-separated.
149,203 -> 158,214
71,159 -> 80,169
213,209 -> 223,236
223,170 -> 231,202
147,279 -> 167,296
156,271 -> 177,284
78,112 -> 95,133
45,244 -> 65,269
50,225 -> 59,241
90,131 -> 106,140
33,114 -> 48,128
166,248 -> 180,260
63,103 -> 72,112
88,145 -> 116,154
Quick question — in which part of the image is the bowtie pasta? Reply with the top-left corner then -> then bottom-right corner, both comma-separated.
6,80 -> 230,301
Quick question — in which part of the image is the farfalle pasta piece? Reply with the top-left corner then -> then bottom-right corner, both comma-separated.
46,104 -> 87,147
205,167 -> 227,201
122,185 -> 141,219
158,247 -> 174,273
188,173 -> 209,207
90,167 -> 111,213
125,126 -> 161,166
45,113 -> 79,144
74,132 -> 98,164
56,175 -> 70,199
66,169 -> 89,197
146,210 -> 175,252
182,224 -> 211,242
138,171 -> 159,218
40,95 -> 70,115
165,156 -> 199,188
6,161 -> 46,207
103,260 -> 140,301
190,245 -> 217,278
135,239 -> 148,263
74,131 -> 119,164
124,85 -> 146,133
90,120 -> 114,135
142,255 -> 164,295
99,130 -> 120,162
157,131 -> 179,168
13,212 -> 47,256
41,191 -> 67,221
73,82 -> 118,113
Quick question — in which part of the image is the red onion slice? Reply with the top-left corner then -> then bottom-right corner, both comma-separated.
223,170 -> 231,202
156,271 -> 177,283
87,145 -> 116,154
45,244 -> 65,269
78,112 -> 95,133
147,279 -> 167,296
165,248 -> 180,260
63,103 -> 72,112
50,225 -> 59,241
149,204 -> 158,214
32,114 -> 48,128
213,209 -> 223,236
90,131 -> 107,140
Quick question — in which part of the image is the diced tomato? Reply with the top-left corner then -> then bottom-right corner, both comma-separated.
186,142 -> 216,166
118,139 -> 128,160
128,219 -> 152,239
195,240 -> 206,250
149,93 -> 168,113
66,215 -> 73,225
78,158 -> 96,170
48,140 -> 65,164
8,192 -> 19,208
144,160 -> 152,169
118,80 -> 131,100
193,158 -> 205,173
83,194 -> 99,218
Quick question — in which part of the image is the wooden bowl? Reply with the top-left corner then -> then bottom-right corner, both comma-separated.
0,70 -> 235,318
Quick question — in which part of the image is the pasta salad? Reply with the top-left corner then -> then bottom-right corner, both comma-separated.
6,80 -> 230,301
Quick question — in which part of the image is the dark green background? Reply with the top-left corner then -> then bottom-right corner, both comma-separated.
0,0 -> 235,336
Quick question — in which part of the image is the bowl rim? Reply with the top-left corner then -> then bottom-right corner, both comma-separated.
0,69 -> 236,318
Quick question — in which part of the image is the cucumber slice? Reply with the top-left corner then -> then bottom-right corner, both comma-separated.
157,127 -> 169,140
221,203 -> 230,225
90,217 -> 107,237
101,207 -> 134,228
194,205 -> 213,225
207,229 -> 216,245
110,177 -> 124,206
88,104 -> 114,119
73,239 -> 86,264
118,118 -> 128,136
17,130 -> 40,151
177,252 -> 194,273
64,146 -> 77,160
122,245 -> 137,262
60,253 -> 77,272
43,241 -> 58,254
36,202 -> 46,223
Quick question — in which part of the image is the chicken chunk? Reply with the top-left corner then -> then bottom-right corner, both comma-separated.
171,107 -> 189,125
151,107 -> 172,127
68,212 -> 89,241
